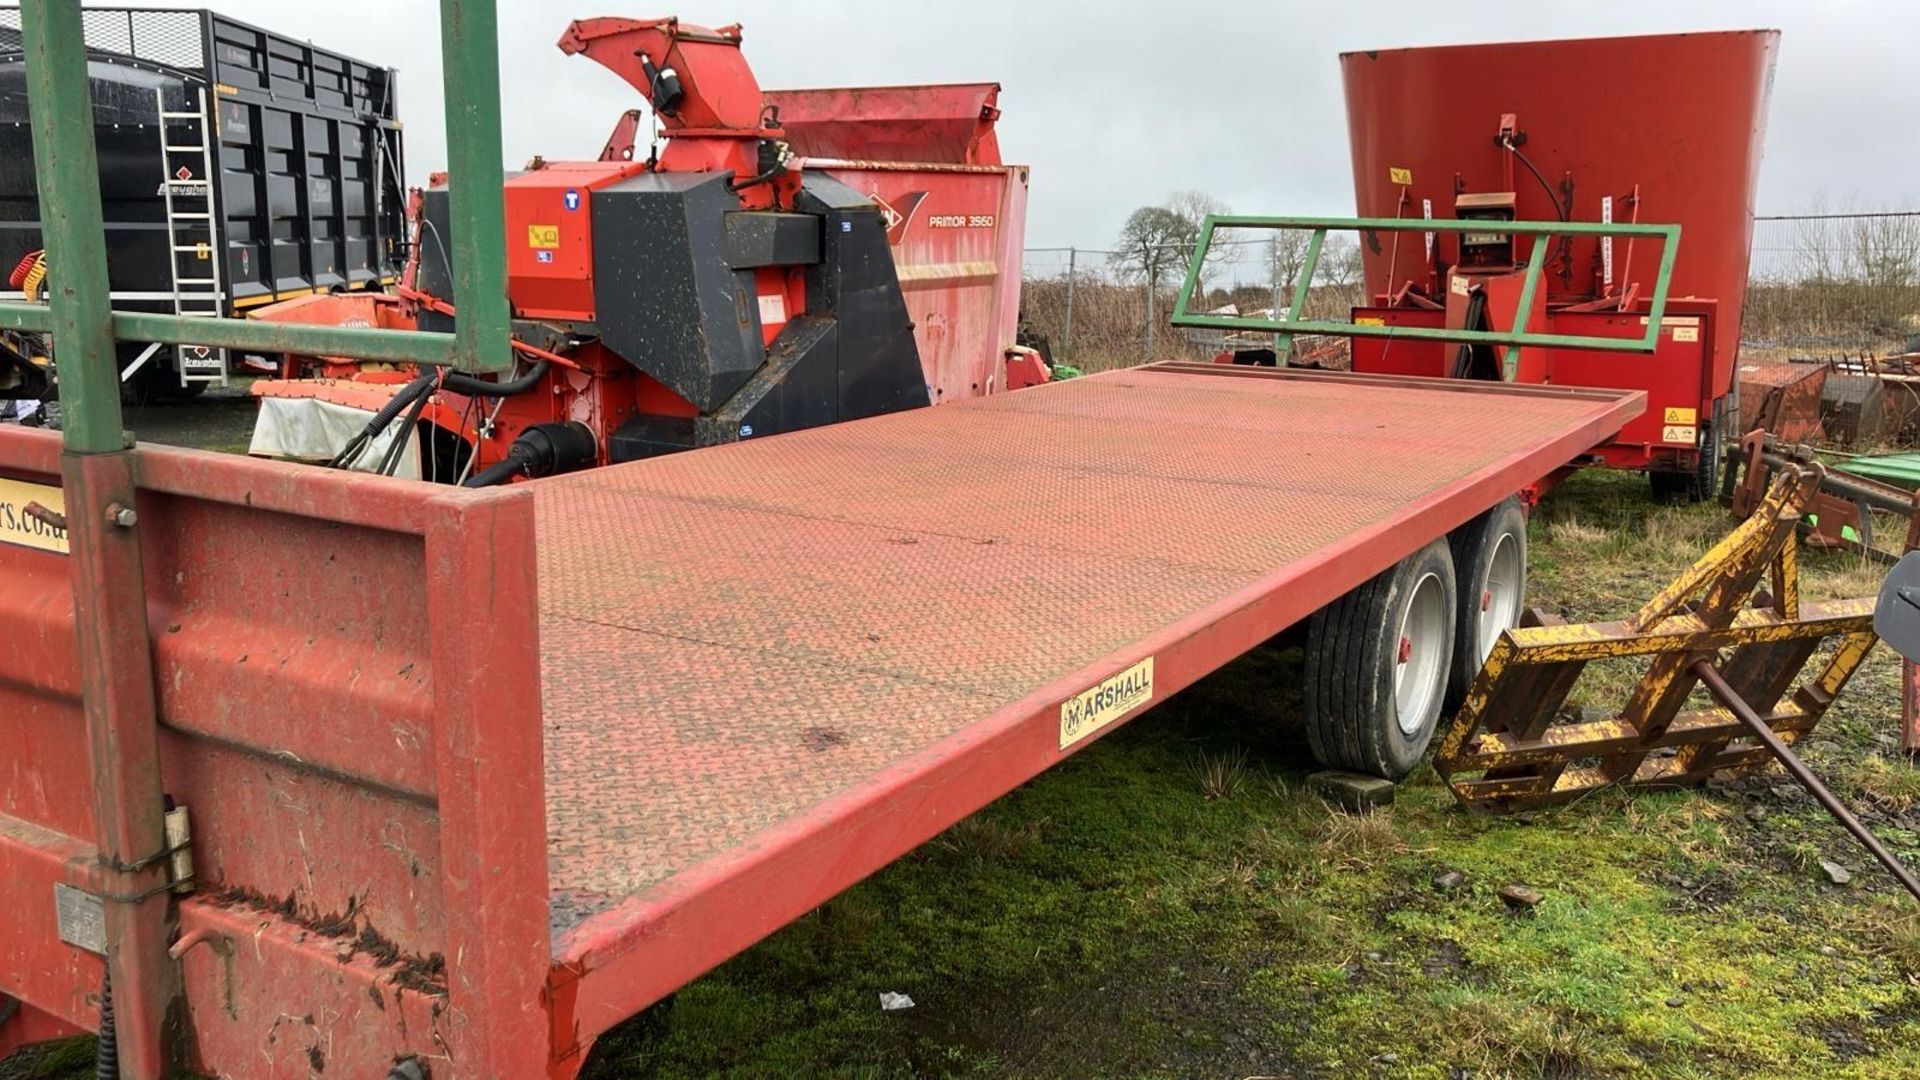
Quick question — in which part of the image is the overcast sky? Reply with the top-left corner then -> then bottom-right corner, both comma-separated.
122,0 -> 1920,250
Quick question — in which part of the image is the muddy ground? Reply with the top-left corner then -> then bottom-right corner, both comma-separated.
2,395 -> 1916,1079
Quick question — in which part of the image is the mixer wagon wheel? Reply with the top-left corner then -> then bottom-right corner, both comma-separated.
1445,497 -> 1528,712
1650,398 -> 1724,503
1303,538 -> 1459,780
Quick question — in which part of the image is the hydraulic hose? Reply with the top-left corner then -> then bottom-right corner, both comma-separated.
375,376 -> 436,478
1503,138 -> 1568,223
325,361 -> 548,474
94,969 -> 115,1080
328,370 -> 437,469
441,360 -> 548,397
463,456 -> 531,490
462,422 -> 597,488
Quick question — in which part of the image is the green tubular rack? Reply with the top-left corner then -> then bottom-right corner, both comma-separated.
1168,214 -> 1682,379
6,0 -> 514,455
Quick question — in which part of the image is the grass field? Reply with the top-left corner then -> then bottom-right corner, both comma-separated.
3,459 -> 1915,1079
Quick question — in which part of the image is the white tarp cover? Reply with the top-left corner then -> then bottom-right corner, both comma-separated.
250,395 -> 420,480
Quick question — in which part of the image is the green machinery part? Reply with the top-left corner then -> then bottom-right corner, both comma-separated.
1167,214 -> 1682,380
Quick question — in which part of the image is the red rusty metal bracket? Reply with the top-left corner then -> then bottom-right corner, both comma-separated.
1730,430 -> 1920,750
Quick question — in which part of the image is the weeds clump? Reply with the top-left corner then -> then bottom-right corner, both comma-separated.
936,811 -> 1048,863
1546,514 -> 1610,549
1317,807 -> 1407,870
1192,746 -> 1249,800
1803,553 -> 1895,602
1839,753 -> 1920,812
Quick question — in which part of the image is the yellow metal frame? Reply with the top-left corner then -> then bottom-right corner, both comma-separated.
1436,467 -> 1880,812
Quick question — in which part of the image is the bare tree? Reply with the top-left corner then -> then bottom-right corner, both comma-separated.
1794,215 -> 1839,284
1109,205 -> 1196,289
1267,229 -> 1312,313
1167,190 -> 1237,293
1322,235 -> 1366,288
1850,213 -> 1920,289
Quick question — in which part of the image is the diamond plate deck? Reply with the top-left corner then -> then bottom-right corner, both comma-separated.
533,364 -> 1641,1008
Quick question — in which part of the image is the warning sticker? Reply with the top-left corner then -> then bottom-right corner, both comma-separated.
527,224 -> 560,249
1673,325 -> 1700,343
1663,407 -> 1698,425
1059,657 -> 1154,750
1389,166 -> 1413,186
0,477 -> 68,554
1662,424 -> 1698,444
1355,316 -> 1386,327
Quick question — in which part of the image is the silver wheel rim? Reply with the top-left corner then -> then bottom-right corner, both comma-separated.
1394,570 -> 1446,736
1475,531 -> 1524,663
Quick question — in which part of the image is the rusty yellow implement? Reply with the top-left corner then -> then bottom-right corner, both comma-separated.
1436,467 -> 1879,814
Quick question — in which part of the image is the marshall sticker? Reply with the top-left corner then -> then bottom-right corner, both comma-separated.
1059,657 -> 1154,749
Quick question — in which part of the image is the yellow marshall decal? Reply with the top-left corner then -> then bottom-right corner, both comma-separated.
1389,166 -> 1413,185
1663,407 -> 1698,425
0,477 -> 68,554
527,224 -> 560,249
1355,316 -> 1386,327
1059,657 -> 1154,749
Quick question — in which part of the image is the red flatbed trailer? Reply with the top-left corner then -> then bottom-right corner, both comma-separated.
0,363 -> 1638,1076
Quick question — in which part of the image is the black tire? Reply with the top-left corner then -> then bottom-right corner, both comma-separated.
1303,538 -> 1458,780
1692,397 -> 1725,500
1445,497 -> 1528,711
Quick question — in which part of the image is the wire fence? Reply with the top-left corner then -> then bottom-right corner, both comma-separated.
1746,211 -> 1920,353
1023,212 -> 1920,372
1020,239 -> 1363,372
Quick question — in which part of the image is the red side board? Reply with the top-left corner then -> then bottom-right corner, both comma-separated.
0,427 -> 549,1078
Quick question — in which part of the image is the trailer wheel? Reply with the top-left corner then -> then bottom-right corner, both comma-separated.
1303,538 -> 1458,780
1445,497 -> 1527,710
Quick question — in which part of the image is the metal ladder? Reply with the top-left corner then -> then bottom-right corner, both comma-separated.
154,86 -> 227,388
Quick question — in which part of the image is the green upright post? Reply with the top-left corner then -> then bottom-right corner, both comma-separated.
22,2 -> 175,1075
440,0 -> 513,372
1501,234 -> 1552,380
1276,228 -> 1327,362
24,0 -> 121,452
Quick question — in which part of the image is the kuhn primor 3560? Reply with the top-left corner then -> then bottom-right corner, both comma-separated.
248,15 -> 1038,484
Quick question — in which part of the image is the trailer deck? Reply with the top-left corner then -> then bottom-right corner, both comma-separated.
0,363 -> 1642,1077
530,363 -> 1642,1040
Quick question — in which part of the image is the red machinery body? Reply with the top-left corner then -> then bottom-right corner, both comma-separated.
1339,30 -> 1777,480
1350,300 -> 1719,472
252,20 -> 1037,486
